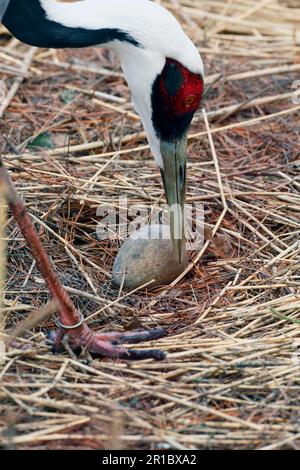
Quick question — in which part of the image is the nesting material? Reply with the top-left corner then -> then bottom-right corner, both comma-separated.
112,224 -> 187,290
1,0 -> 300,451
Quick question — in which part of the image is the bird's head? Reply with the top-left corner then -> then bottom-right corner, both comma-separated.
150,57 -> 203,263
114,4 -> 204,262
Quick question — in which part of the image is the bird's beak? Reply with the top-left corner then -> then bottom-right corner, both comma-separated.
160,135 -> 187,264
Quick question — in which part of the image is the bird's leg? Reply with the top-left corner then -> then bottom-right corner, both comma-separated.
0,158 -> 166,360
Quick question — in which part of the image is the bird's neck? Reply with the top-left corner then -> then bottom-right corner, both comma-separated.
2,0 -> 162,49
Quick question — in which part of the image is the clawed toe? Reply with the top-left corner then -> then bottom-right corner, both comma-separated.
96,327 -> 166,345
125,349 -> 166,361
48,326 -> 167,361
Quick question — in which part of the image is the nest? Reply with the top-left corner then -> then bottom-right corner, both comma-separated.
0,0 -> 300,450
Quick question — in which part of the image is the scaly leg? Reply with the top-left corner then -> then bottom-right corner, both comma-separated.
0,158 -> 166,360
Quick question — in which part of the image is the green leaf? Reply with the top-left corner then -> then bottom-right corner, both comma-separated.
61,89 -> 75,104
28,132 -> 54,149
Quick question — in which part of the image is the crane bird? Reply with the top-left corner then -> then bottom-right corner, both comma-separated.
0,0 -> 204,360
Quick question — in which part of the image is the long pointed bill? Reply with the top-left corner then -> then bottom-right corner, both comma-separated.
160,135 -> 187,264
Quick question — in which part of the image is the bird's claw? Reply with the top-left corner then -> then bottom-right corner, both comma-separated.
48,326 -> 166,361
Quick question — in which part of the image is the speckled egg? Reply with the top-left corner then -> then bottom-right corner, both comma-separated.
112,224 -> 187,290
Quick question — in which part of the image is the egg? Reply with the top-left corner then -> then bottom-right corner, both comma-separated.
112,224 -> 187,290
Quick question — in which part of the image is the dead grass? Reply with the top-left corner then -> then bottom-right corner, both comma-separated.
0,0 -> 300,450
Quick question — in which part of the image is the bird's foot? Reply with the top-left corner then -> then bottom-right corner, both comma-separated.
48,324 -> 166,361
0,159 -> 166,362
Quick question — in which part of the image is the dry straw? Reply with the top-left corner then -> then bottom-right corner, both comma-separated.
0,0 -> 300,450
0,187 -> 7,363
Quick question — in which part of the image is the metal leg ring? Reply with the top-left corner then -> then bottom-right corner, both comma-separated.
56,311 -> 84,330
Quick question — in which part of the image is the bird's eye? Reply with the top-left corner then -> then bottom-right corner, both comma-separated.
185,95 -> 197,107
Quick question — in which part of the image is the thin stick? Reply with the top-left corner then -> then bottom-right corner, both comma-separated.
8,300 -> 58,343
0,46 -> 37,118
0,181 -> 7,364
0,191 -> 7,330
202,107 -> 228,235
